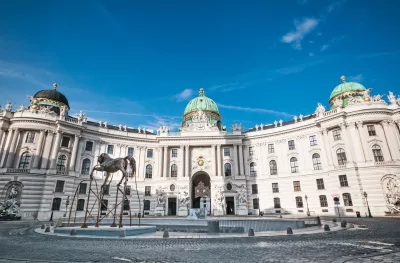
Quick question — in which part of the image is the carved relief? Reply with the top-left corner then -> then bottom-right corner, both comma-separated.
182,110 -> 219,132
381,175 -> 400,213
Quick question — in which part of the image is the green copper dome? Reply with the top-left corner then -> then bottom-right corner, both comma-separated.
184,88 -> 219,116
329,76 -> 366,101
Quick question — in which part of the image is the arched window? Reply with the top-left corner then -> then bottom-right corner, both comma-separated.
274,197 -> 281,208
372,145 -> 384,162
319,195 -> 328,207
56,155 -> 67,172
77,199 -> 85,211
145,164 -> 153,179
81,159 -> 91,175
312,153 -> 322,170
224,163 -> 232,176
269,160 -> 277,175
290,157 -> 299,173
343,193 -> 353,206
170,164 -> 178,177
18,152 -> 32,169
295,196 -> 303,208
250,162 -> 257,176
51,198 -> 62,211
336,148 -> 347,165
144,200 -> 151,210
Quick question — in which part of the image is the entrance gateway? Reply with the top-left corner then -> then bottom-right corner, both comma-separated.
191,172 -> 211,214
167,198 -> 177,216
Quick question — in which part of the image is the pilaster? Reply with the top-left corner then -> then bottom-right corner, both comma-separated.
238,144 -> 244,176
49,131 -> 62,169
5,128 -> 20,168
40,131 -> 54,169
211,145 -> 216,176
32,130 -> 46,169
0,129 -> 14,167
69,135 -> 80,171
233,144 -> 239,176
185,145 -> 190,177
163,146 -> 168,177
318,129 -> 332,167
216,145 -> 221,176
339,123 -> 353,163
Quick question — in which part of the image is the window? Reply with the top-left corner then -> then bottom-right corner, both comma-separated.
269,160 -> 278,175
288,140 -> 295,150
367,125 -> 376,136
316,178 -> 325,190
272,183 -> 279,193
171,149 -> 178,158
18,152 -> 32,169
79,183 -> 87,194
101,200 -> 108,211
123,199 -> 130,211
274,197 -> 281,208
336,148 -> 347,165
223,148 -> 230,157
56,155 -> 67,172
309,135 -> 317,146
339,174 -> 349,187
145,186 -> 151,196
319,195 -> 328,207
252,184 -> 258,194
107,145 -> 114,155
144,200 -> 151,210
55,180 -> 65,193
333,129 -> 342,141
127,147 -> 134,156
125,185 -> 131,195
372,145 -> 384,162
293,181 -> 301,192
77,199 -> 85,211
250,162 -> 257,176
249,147 -> 254,156
343,193 -> 353,206
268,144 -> 275,153
61,136 -> 70,147
312,153 -> 322,170
253,198 -> 259,209
147,149 -> 153,158
145,164 -> 152,179
81,158 -> 91,175
51,198 -> 61,211
103,185 -> 110,195
25,132 -> 35,143
224,163 -> 232,176
170,164 -> 178,177
290,157 -> 299,173
295,196 -> 304,208
85,141 -> 93,151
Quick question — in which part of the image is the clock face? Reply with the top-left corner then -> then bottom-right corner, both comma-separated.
198,159 -> 204,166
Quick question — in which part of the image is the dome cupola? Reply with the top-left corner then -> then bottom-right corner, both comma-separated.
329,76 -> 367,108
30,83 -> 70,114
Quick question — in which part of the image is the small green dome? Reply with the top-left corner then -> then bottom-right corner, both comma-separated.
183,88 -> 219,116
329,76 -> 366,101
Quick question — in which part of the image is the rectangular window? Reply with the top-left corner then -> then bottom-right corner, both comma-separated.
268,144 -> 275,153
125,185 -> 131,196
143,200 -> 151,211
77,199 -> 85,211
288,140 -> 295,150
274,198 -> 281,208
127,147 -> 134,156
296,197 -> 303,208
79,183 -> 87,194
147,149 -> 153,158
51,198 -> 61,211
319,195 -> 328,207
253,198 -> 259,210
367,125 -> 376,136
55,180 -> 65,193
25,132 -> 35,143
333,129 -> 342,141
293,181 -> 301,192
107,145 -> 114,155
223,148 -> 230,157
272,183 -> 279,193
171,149 -> 178,158
343,193 -> 353,206
339,175 -> 349,187
145,186 -> 151,196
316,178 -> 325,190
103,185 -> 110,195
249,147 -> 254,156
123,199 -> 130,211
309,135 -> 317,146
101,200 -> 108,211
85,141 -> 93,151
61,136 -> 70,147
252,184 -> 258,194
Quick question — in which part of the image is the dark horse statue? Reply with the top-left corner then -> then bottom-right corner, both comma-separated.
91,153 -> 136,187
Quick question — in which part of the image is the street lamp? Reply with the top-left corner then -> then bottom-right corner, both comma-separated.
305,195 -> 310,216
363,191 -> 372,218
64,196 -> 70,217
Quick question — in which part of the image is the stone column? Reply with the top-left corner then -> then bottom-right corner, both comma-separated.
211,145 -> 216,176
0,130 -> 7,162
238,144 -> 244,176
243,144 -> 249,176
74,139 -> 85,173
357,123 -> 372,161
135,146 -> 142,178
50,131 -> 62,169
6,129 -> 20,168
355,122 -> 367,162
318,129 -> 331,167
391,121 -> 400,160
0,129 -> 4,146
163,146 -> 168,177
157,147 -> 162,177
69,135 -> 80,171
347,122 -> 365,163
216,145 -> 222,176
140,146 -> 146,178
40,131 -> 54,169
233,144 -> 239,176
0,129 -> 14,168
339,123 -> 353,163
32,130 -> 46,169
185,145 -> 190,177
180,145 -> 184,177
381,121 -> 396,161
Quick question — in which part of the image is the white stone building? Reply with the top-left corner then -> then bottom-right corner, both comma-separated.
1,77 -> 400,220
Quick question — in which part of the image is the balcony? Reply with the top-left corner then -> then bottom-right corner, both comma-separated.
6,168 -> 30,174
56,170 -> 69,175
374,161 -> 395,166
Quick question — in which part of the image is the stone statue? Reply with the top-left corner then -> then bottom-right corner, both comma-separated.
274,121 -> 278,127
363,88 -> 372,99
294,115 -> 298,122
138,127 -> 142,133
333,98 -> 343,108
103,122 -> 108,128
260,123 -> 264,130
16,105 -> 27,112
0,183 -> 21,219
60,106 -> 66,117
77,111 -> 84,122
118,124 -> 122,131
255,124 -> 259,130
381,175 -> 400,213
372,94 -> 385,102
397,95 -> 400,106
299,114 -> 303,121
179,191 -> 190,206
143,128 -> 146,134
5,101 -> 12,112
123,125 -> 127,132
279,120 -> 283,126
9,186 -> 18,199
156,187 -> 166,207
315,103 -> 326,117
0,105 -> 3,114
99,120 -> 102,127
348,96 -> 364,105
388,92 -> 397,105
238,191 -> 247,204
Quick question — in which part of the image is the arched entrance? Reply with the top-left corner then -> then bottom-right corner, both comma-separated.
191,172 -> 211,209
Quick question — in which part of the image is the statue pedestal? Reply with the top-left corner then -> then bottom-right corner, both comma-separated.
213,208 -> 223,216
178,207 -> 188,216
154,206 -> 165,216
237,205 -> 248,216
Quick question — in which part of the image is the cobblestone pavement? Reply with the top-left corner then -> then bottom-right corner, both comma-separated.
0,218 -> 399,263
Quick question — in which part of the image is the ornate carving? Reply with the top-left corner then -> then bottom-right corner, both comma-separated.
232,121 -> 244,132
381,175 -> 400,213
333,98 -> 343,108
178,190 -> 190,206
315,103 -> 326,117
0,182 -> 23,219
5,101 -> 12,112
347,96 -> 364,106
156,186 -> 167,207
194,181 -> 210,198
388,92 -> 397,105
182,110 -> 219,132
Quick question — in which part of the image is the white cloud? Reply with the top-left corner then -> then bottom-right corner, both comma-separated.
320,44 -> 329,51
281,18 -> 319,50
275,60 -> 323,75
326,0 -> 347,13
174,89 -> 194,102
358,50 -> 400,59
320,35 -> 345,52
218,104 -> 292,118
348,74 -> 364,82
308,52 -> 314,57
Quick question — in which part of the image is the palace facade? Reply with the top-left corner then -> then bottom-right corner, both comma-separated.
1,77 -> 400,220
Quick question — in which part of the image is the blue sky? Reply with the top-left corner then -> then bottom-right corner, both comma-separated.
1,0 -> 399,131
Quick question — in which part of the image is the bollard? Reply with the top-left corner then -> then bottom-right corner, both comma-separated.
163,230 -> 169,238
341,220 -> 347,228
119,230 -> 126,238
287,227 -> 293,235
45,226 -> 51,233
41,224 -> 46,230
333,218 -> 337,223
348,223 -> 354,228
279,215 -> 283,218
324,224 -> 330,231
316,216 -> 321,226
70,229 -> 77,236
248,228 -> 255,236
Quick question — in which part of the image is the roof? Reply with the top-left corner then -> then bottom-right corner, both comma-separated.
329,80 -> 366,101
183,88 -> 219,116
34,89 -> 70,108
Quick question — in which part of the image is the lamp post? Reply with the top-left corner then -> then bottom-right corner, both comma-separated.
363,191 -> 372,218
64,196 -> 70,217
305,195 -> 310,216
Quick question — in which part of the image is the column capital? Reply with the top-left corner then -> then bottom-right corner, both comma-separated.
347,122 -> 357,128
319,128 -> 327,135
339,123 -> 347,129
356,121 -> 363,127
211,144 -> 217,148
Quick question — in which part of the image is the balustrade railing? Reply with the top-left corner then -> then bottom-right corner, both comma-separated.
6,168 -> 30,173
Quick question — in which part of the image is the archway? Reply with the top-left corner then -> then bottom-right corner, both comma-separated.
191,172 -> 211,209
